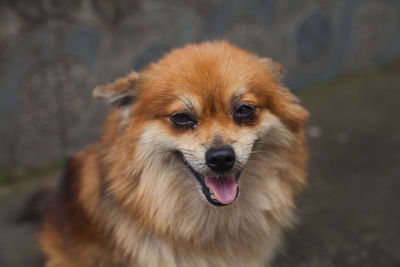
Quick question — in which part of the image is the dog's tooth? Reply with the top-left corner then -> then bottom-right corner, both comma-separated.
210,193 -> 216,200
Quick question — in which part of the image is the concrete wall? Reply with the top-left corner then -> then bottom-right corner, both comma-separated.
1,0 -> 399,173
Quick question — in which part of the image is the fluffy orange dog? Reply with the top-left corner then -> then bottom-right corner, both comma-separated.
39,41 -> 308,267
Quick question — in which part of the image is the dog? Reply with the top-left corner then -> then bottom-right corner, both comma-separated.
39,41 -> 308,267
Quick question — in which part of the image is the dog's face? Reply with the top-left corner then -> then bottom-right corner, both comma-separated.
94,41 -> 308,208
137,82 -> 272,206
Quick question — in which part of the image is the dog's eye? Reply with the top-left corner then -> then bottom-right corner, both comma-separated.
234,104 -> 255,119
170,113 -> 197,129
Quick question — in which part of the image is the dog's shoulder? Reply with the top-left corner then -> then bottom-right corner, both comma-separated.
38,147 -> 121,266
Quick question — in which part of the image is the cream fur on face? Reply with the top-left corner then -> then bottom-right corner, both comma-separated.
103,112 -> 299,266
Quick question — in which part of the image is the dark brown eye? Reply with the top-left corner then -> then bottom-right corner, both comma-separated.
234,104 -> 255,121
170,113 -> 197,129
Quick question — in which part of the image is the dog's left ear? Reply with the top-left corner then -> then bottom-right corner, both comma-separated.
259,58 -> 285,83
260,58 -> 309,131
93,71 -> 139,107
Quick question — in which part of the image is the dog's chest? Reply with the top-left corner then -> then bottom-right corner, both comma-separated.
111,216 -> 281,267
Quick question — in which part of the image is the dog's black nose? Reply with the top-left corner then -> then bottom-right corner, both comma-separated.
206,145 -> 235,172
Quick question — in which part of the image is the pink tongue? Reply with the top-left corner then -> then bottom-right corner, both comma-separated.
204,174 -> 238,205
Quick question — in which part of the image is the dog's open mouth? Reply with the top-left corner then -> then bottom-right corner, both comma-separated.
204,174 -> 239,205
176,152 -> 240,206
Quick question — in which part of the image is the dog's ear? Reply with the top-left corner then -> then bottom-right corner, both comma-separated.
259,58 -> 285,83
270,85 -> 309,132
259,58 -> 308,130
93,71 -> 139,107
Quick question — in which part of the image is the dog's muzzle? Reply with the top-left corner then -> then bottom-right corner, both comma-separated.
176,146 -> 241,206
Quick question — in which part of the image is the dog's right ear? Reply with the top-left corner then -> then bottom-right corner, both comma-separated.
93,71 -> 139,107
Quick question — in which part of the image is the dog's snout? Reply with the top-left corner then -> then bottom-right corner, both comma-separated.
206,145 -> 235,172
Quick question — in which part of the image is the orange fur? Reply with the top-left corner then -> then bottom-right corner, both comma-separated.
39,41 -> 308,267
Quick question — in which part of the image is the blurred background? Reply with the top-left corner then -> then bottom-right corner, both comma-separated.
0,0 -> 399,266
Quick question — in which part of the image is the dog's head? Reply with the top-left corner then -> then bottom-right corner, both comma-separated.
95,41 -> 308,209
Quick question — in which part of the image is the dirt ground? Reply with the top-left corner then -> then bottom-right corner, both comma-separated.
0,63 -> 399,266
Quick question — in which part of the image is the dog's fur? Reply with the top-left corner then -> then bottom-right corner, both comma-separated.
39,41 -> 308,267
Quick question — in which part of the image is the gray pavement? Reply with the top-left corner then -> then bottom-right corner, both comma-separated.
275,62 -> 400,266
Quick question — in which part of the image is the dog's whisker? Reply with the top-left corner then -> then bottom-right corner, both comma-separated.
249,150 -> 270,154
